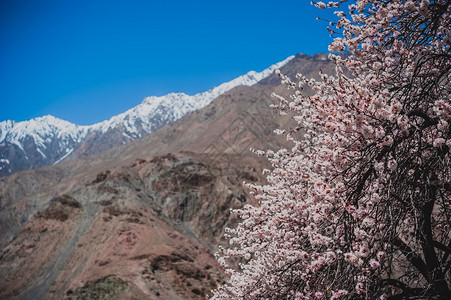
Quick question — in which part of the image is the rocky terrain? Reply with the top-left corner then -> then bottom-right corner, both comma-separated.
0,53 -> 336,299
0,152 -> 263,299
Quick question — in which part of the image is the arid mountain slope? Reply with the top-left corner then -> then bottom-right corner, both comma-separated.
0,152 -> 263,299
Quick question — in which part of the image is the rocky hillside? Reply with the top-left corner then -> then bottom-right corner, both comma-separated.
0,152 -> 263,299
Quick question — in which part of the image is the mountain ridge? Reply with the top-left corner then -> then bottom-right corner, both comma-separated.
0,55 -> 294,177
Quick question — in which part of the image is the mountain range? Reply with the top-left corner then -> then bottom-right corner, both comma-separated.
0,53 -> 335,299
0,56 -> 294,177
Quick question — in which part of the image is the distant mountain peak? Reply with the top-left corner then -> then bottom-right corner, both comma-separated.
0,55 -> 295,176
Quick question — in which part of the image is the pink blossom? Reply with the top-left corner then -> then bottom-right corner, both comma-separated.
376,251 -> 386,260
374,162 -> 384,172
355,282 -> 365,293
397,115 -> 409,129
387,159 -> 397,171
404,1 -> 416,12
433,138 -> 445,148
373,61 -> 383,70
369,259 -> 380,269
315,1 -> 326,9
211,1 -> 451,298
438,119 -> 449,131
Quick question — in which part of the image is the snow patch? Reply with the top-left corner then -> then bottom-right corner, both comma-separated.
37,148 -> 47,159
122,132 -> 132,139
53,148 -> 74,165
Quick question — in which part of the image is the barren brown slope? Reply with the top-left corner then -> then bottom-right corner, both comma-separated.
0,152 -> 263,299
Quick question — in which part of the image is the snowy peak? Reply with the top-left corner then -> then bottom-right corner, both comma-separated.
85,55 -> 294,137
0,120 -> 16,142
138,55 -> 295,110
92,92 -> 195,135
192,55 -> 295,108
142,92 -> 189,105
0,115 -> 87,147
0,115 -> 90,176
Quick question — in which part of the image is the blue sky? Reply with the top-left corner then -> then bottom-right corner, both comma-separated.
1,0 -> 336,125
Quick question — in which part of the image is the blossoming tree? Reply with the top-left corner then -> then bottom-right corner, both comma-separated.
212,0 -> 450,299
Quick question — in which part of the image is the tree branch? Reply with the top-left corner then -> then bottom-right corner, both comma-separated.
392,237 -> 430,281
433,241 -> 451,255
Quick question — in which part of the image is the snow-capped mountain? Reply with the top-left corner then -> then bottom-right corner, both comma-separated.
0,55 -> 294,177
0,116 -> 89,176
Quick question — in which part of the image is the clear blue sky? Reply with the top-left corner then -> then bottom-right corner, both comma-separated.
1,0 -> 336,125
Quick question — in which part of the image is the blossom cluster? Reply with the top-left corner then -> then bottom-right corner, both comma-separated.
212,1 -> 450,299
